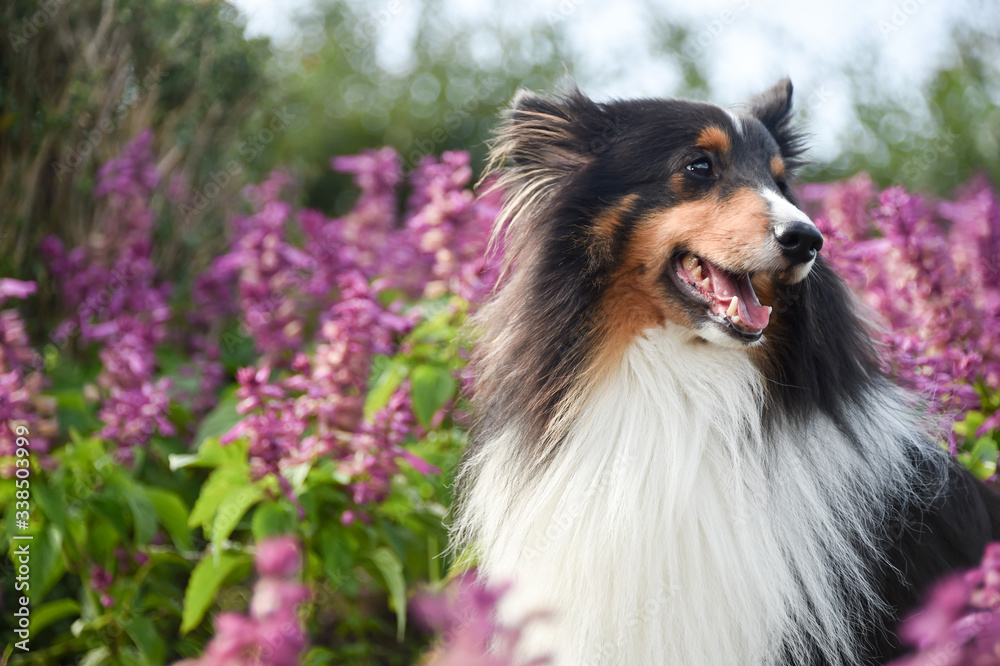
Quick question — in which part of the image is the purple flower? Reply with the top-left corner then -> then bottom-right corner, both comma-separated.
0,279 -> 53,468
90,565 -> 115,607
807,176 -> 1000,435
413,571 -> 550,666
90,565 -> 113,591
220,269 -> 428,508
43,132 -> 174,457
0,279 -> 37,303
174,537 -> 309,666
341,384 -> 437,508
255,537 -> 302,578
891,543 -> 1000,665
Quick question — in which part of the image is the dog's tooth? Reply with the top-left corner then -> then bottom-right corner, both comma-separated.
692,264 -> 703,280
732,315 -> 742,325
727,297 -> 739,316
683,254 -> 699,271
700,277 -> 711,291
767,306 -> 773,314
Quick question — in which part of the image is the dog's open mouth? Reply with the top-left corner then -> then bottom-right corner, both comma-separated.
672,252 -> 772,341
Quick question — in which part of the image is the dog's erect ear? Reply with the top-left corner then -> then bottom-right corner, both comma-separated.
747,78 -> 806,167
485,87 -> 614,253
489,86 -> 609,180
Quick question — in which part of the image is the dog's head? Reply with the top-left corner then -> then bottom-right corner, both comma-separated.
490,78 -> 821,351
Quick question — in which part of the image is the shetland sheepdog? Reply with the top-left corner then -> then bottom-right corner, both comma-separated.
452,79 -> 1000,665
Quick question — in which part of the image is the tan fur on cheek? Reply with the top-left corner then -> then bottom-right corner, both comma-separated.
636,189 -> 772,271
595,265 -> 679,371
583,193 -> 640,270
593,189 -> 775,369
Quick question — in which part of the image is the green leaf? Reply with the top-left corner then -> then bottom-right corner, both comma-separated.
410,365 -> 456,426
29,526 -> 65,600
180,551 -> 248,634
369,547 -> 407,641
143,488 -> 192,551
124,486 -> 158,546
80,647 -> 111,666
252,501 -> 297,540
365,357 -> 410,419
30,598 -> 80,635
210,485 -> 264,549
170,435 -> 250,471
319,527 -> 357,586
90,491 -> 131,538
302,647 -> 339,666
283,462 -> 311,493
125,613 -> 165,664
33,482 -> 67,534
188,466 -> 250,530
191,387 -> 242,449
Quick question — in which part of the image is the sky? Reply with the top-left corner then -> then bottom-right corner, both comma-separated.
229,0 -> 996,161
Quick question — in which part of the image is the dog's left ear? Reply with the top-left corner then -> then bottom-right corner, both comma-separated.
747,78 -> 806,167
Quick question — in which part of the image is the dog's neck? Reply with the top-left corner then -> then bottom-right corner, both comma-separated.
456,325 -> 945,666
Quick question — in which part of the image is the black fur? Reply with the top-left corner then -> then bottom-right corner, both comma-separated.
862,457 -> 1000,663
746,77 -> 809,169
756,256 -> 885,434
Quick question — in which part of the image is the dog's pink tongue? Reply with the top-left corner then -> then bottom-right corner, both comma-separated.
704,263 -> 771,330
735,275 -> 770,330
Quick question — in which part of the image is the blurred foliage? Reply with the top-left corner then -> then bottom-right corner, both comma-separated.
805,26 -> 1000,196
0,0 -> 279,318
5,0 -> 1000,301
268,0 -> 572,215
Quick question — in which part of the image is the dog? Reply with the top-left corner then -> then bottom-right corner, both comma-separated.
451,79 -> 1000,665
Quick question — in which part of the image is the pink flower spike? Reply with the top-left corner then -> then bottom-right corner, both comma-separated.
255,536 -> 302,578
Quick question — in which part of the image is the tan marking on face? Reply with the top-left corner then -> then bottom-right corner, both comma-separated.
583,193 -> 639,271
696,126 -> 731,156
771,156 -> 786,181
593,187 -> 773,369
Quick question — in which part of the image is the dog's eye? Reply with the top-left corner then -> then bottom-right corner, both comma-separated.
776,178 -> 789,195
686,157 -> 714,178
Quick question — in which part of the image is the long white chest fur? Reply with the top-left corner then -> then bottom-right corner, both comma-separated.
456,326 -> 944,666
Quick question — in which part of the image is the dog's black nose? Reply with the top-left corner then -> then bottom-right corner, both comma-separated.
774,221 -> 824,264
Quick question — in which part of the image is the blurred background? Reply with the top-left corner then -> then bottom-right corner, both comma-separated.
4,0 -> 1000,297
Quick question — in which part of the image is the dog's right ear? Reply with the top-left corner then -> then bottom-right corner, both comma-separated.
489,87 -> 608,181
